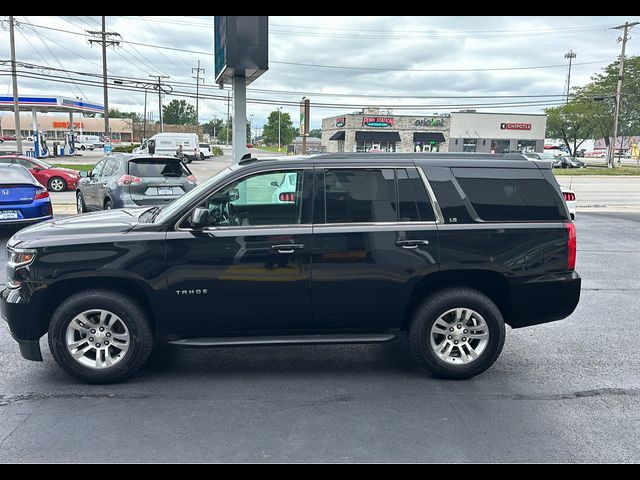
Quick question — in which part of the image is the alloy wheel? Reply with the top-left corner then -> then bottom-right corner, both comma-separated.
429,308 -> 489,365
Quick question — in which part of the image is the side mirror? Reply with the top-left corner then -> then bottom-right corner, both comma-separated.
80,170 -> 89,178
191,207 -> 212,229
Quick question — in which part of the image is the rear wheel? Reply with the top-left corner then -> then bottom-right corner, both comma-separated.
104,199 -> 113,210
200,152 -> 205,161
48,290 -> 154,383
408,288 -> 505,379
80,145 -> 86,151
48,177 -> 67,192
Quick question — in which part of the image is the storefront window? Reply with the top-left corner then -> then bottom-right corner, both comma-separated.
356,140 -> 397,152
463,139 -> 477,153
490,139 -> 510,154
517,140 -> 536,153
414,142 -> 440,152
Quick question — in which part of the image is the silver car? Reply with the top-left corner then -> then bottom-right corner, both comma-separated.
76,154 -> 197,213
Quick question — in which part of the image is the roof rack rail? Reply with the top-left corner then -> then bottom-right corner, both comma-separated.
238,153 -> 259,165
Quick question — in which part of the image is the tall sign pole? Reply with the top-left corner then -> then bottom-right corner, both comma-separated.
9,16 -> 23,154
300,97 -> 310,155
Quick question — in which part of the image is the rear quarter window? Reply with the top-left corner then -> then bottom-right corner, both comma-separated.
451,167 -> 566,221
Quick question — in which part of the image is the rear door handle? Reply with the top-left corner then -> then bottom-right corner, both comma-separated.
396,240 -> 429,249
271,244 -> 305,254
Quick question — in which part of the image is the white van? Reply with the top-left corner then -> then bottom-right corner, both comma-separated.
134,133 -> 200,163
76,135 -> 104,148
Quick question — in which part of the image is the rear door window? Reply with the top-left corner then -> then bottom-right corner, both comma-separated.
397,168 -> 436,222
452,168 -> 565,221
324,169 -> 396,223
129,159 -> 189,178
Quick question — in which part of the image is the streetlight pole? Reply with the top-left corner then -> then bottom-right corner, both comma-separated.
564,50 -> 576,104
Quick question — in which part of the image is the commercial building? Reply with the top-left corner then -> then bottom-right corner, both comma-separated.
448,111 -> 546,154
0,113 -> 134,142
322,109 -> 450,153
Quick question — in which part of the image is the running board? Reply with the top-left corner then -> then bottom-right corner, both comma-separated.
167,333 -> 397,347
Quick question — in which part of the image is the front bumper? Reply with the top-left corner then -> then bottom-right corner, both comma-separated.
1,287 -> 44,361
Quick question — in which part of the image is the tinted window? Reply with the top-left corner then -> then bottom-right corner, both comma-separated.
398,168 -> 435,222
324,169 -> 396,223
423,167 -> 473,224
452,168 -> 565,221
17,158 -> 34,169
129,159 -> 188,178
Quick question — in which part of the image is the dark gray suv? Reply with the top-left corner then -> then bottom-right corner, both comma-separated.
76,154 -> 198,212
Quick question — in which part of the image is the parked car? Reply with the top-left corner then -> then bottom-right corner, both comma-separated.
1,152 -> 580,384
524,152 -> 559,162
561,187 -> 577,220
76,154 -> 197,213
74,141 -> 95,151
0,155 -> 81,192
199,143 -> 212,160
0,164 -> 52,226
246,143 -> 254,149
556,156 -> 586,169
0,135 -> 17,142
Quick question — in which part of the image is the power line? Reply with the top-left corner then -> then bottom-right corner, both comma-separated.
17,21 -> 611,74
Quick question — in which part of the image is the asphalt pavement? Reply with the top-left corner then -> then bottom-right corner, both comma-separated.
0,211 -> 638,463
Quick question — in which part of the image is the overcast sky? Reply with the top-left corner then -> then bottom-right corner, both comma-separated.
1,15 -> 639,131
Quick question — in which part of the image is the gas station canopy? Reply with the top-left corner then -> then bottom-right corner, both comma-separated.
0,95 -> 103,113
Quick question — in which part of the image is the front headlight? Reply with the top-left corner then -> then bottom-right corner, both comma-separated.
7,248 -> 37,268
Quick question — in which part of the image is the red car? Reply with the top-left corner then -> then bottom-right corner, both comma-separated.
0,135 -> 17,142
0,155 -> 81,192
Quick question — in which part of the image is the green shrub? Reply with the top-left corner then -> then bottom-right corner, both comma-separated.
211,146 -> 224,157
112,144 -> 140,153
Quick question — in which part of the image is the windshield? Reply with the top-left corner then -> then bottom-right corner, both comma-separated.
153,166 -> 235,224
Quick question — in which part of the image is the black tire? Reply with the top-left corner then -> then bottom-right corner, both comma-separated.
80,145 -> 86,150
48,290 -> 154,384
76,192 -> 86,214
200,152 -> 205,161
408,287 -> 505,380
48,176 -> 67,192
104,199 -> 112,210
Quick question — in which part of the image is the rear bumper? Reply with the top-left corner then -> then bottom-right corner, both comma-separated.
0,214 -> 53,225
0,199 -> 53,224
1,287 -> 44,361
508,271 -> 581,328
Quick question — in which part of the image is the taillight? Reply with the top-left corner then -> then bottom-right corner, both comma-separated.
117,175 -> 142,186
34,187 -> 49,200
279,192 -> 295,202
563,192 -> 575,201
566,221 -> 576,271
186,175 -> 197,185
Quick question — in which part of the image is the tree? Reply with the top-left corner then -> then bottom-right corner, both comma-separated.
108,108 -> 143,123
202,118 -> 224,140
214,119 -> 251,144
309,128 -> 322,138
162,100 -> 197,125
545,102 -> 594,156
262,110 -> 296,146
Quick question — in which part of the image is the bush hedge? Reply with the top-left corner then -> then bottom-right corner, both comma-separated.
112,144 -> 140,153
211,146 -> 223,157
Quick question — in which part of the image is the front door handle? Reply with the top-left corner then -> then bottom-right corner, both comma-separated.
396,240 -> 429,249
271,244 -> 304,254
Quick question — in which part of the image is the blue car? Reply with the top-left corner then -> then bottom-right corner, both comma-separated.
0,164 -> 53,225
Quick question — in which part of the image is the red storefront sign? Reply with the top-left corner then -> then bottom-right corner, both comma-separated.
500,123 -> 531,130
53,121 -> 84,129
362,116 -> 394,127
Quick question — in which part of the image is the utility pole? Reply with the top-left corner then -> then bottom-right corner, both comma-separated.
149,75 -> 170,133
192,60 -> 205,123
9,16 -> 23,154
564,50 -> 576,104
609,21 -> 639,168
143,89 -> 147,141
278,107 -> 282,151
88,17 -> 120,146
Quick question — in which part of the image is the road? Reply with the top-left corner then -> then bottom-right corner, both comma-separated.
0,211 -> 638,463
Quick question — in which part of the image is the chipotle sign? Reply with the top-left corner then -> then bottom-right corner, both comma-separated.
500,122 -> 531,130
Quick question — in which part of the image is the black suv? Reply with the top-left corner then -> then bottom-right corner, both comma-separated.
1,153 -> 580,383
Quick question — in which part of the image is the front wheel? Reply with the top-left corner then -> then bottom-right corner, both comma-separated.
76,192 -> 86,214
80,145 -> 86,151
408,288 -> 505,379
48,290 -> 154,383
48,177 -> 67,192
